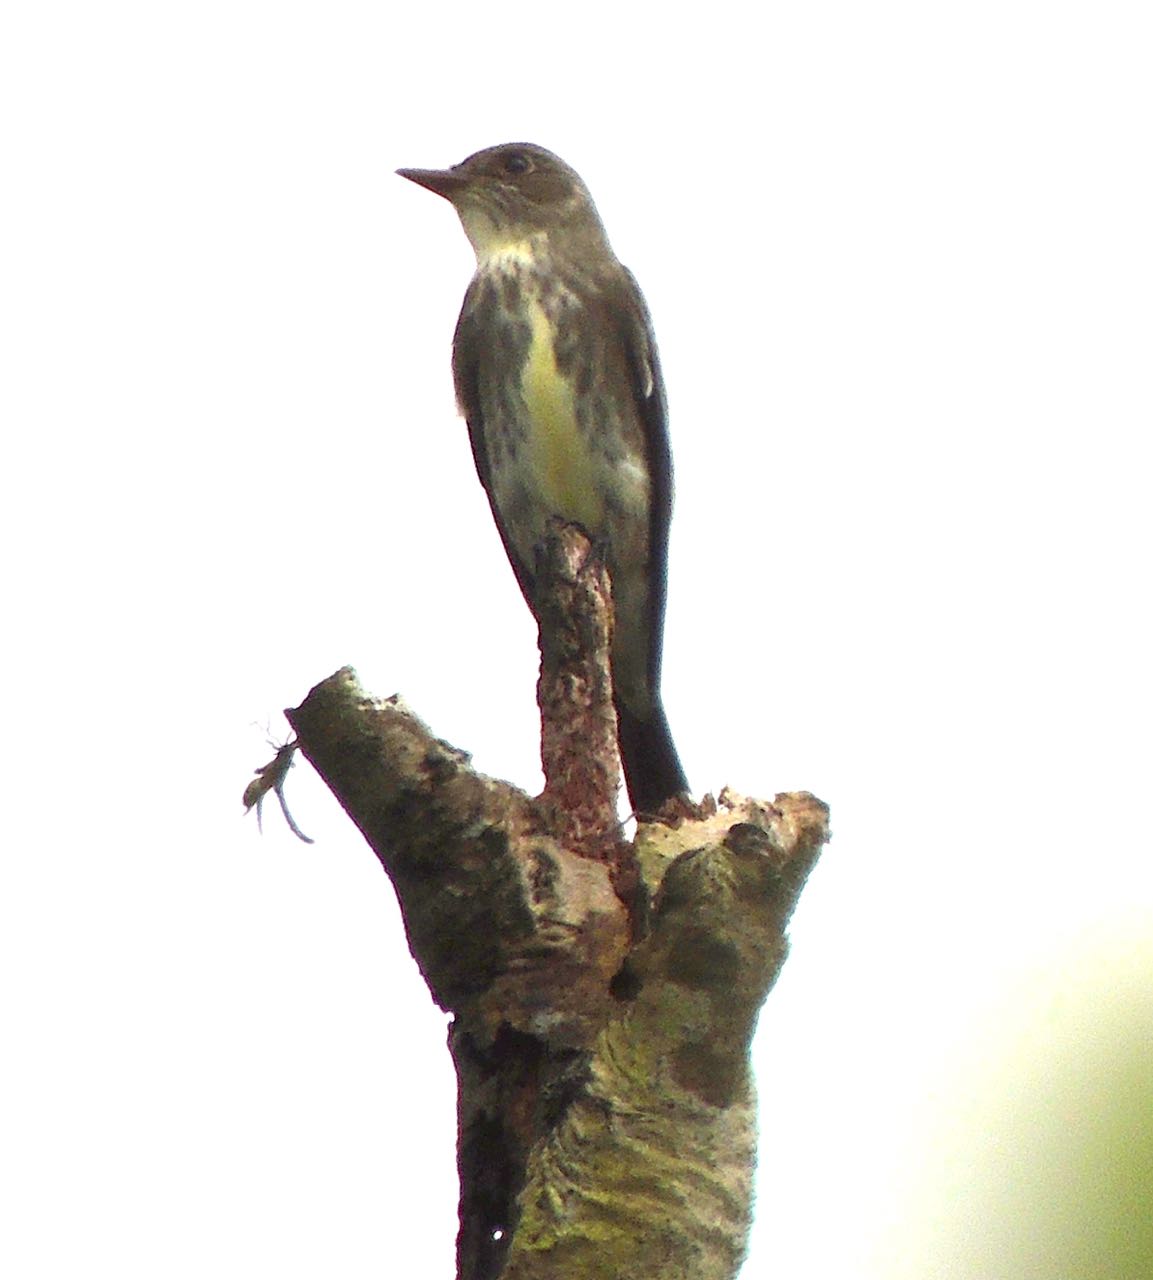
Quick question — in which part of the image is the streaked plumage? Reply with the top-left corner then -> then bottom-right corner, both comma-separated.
398,144 -> 688,812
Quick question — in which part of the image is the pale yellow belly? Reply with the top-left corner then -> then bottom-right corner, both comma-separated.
515,299 -> 605,532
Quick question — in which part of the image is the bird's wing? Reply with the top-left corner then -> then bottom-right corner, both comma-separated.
615,266 -> 674,696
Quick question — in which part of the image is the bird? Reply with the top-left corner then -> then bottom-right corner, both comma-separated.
397,143 -> 688,814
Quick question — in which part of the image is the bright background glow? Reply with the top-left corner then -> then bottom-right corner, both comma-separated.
3,3 -> 1150,1276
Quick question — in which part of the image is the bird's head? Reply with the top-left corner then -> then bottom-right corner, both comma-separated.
398,143 -> 607,264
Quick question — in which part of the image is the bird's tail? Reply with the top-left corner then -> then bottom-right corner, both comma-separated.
615,696 -> 689,815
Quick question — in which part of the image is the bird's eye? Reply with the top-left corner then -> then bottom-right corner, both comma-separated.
504,153 -> 532,175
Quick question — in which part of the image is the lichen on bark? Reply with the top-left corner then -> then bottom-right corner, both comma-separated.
284,526 -> 830,1280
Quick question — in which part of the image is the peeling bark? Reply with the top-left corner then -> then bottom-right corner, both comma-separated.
285,526 -> 830,1280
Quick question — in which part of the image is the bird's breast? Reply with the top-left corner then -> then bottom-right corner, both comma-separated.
509,297 -> 605,532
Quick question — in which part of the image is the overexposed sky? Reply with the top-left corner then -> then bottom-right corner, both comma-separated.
3,3 -> 1150,1277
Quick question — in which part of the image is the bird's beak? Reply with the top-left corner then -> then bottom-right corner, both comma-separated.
396,167 -> 468,201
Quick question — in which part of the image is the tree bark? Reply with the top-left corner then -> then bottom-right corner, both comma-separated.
285,528 -> 830,1280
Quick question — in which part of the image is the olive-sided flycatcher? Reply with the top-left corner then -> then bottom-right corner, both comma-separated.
397,143 -> 688,814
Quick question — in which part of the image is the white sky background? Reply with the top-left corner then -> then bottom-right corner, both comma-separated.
3,2 -> 1150,1277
